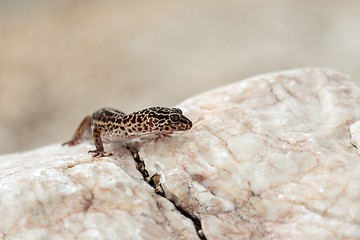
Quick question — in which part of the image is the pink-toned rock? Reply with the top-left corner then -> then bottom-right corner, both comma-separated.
1,68 -> 360,240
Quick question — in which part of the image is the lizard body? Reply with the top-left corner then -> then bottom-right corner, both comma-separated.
63,107 -> 192,157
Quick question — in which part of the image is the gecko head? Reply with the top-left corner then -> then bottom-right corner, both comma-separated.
148,107 -> 192,132
167,108 -> 192,131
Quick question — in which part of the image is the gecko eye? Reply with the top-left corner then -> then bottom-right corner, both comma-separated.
170,114 -> 180,122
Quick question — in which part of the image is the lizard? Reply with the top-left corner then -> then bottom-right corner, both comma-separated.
62,107 -> 193,157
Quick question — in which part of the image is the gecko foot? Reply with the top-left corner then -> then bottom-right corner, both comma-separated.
88,149 -> 113,158
62,139 -> 80,146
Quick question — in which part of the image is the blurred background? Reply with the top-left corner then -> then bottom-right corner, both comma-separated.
1,0 -> 360,154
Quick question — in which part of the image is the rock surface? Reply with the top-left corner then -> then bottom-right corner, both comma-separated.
1,68 -> 360,239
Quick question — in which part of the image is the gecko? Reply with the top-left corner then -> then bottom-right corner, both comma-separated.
62,107 -> 193,157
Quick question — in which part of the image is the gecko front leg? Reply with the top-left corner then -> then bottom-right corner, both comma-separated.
63,116 -> 111,157
88,125 -> 113,158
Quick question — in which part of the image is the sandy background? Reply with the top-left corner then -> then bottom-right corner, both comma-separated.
1,0 -> 360,154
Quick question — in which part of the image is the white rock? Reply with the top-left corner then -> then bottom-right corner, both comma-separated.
0,145 -> 198,240
141,68 -> 360,239
1,68 -> 360,239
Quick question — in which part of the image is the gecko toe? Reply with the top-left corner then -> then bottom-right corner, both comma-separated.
62,140 -> 78,146
89,150 -> 113,158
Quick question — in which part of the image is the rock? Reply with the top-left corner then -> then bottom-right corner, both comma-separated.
1,68 -> 360,239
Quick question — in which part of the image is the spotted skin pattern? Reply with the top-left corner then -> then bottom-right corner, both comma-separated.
62,107 -> 192,157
